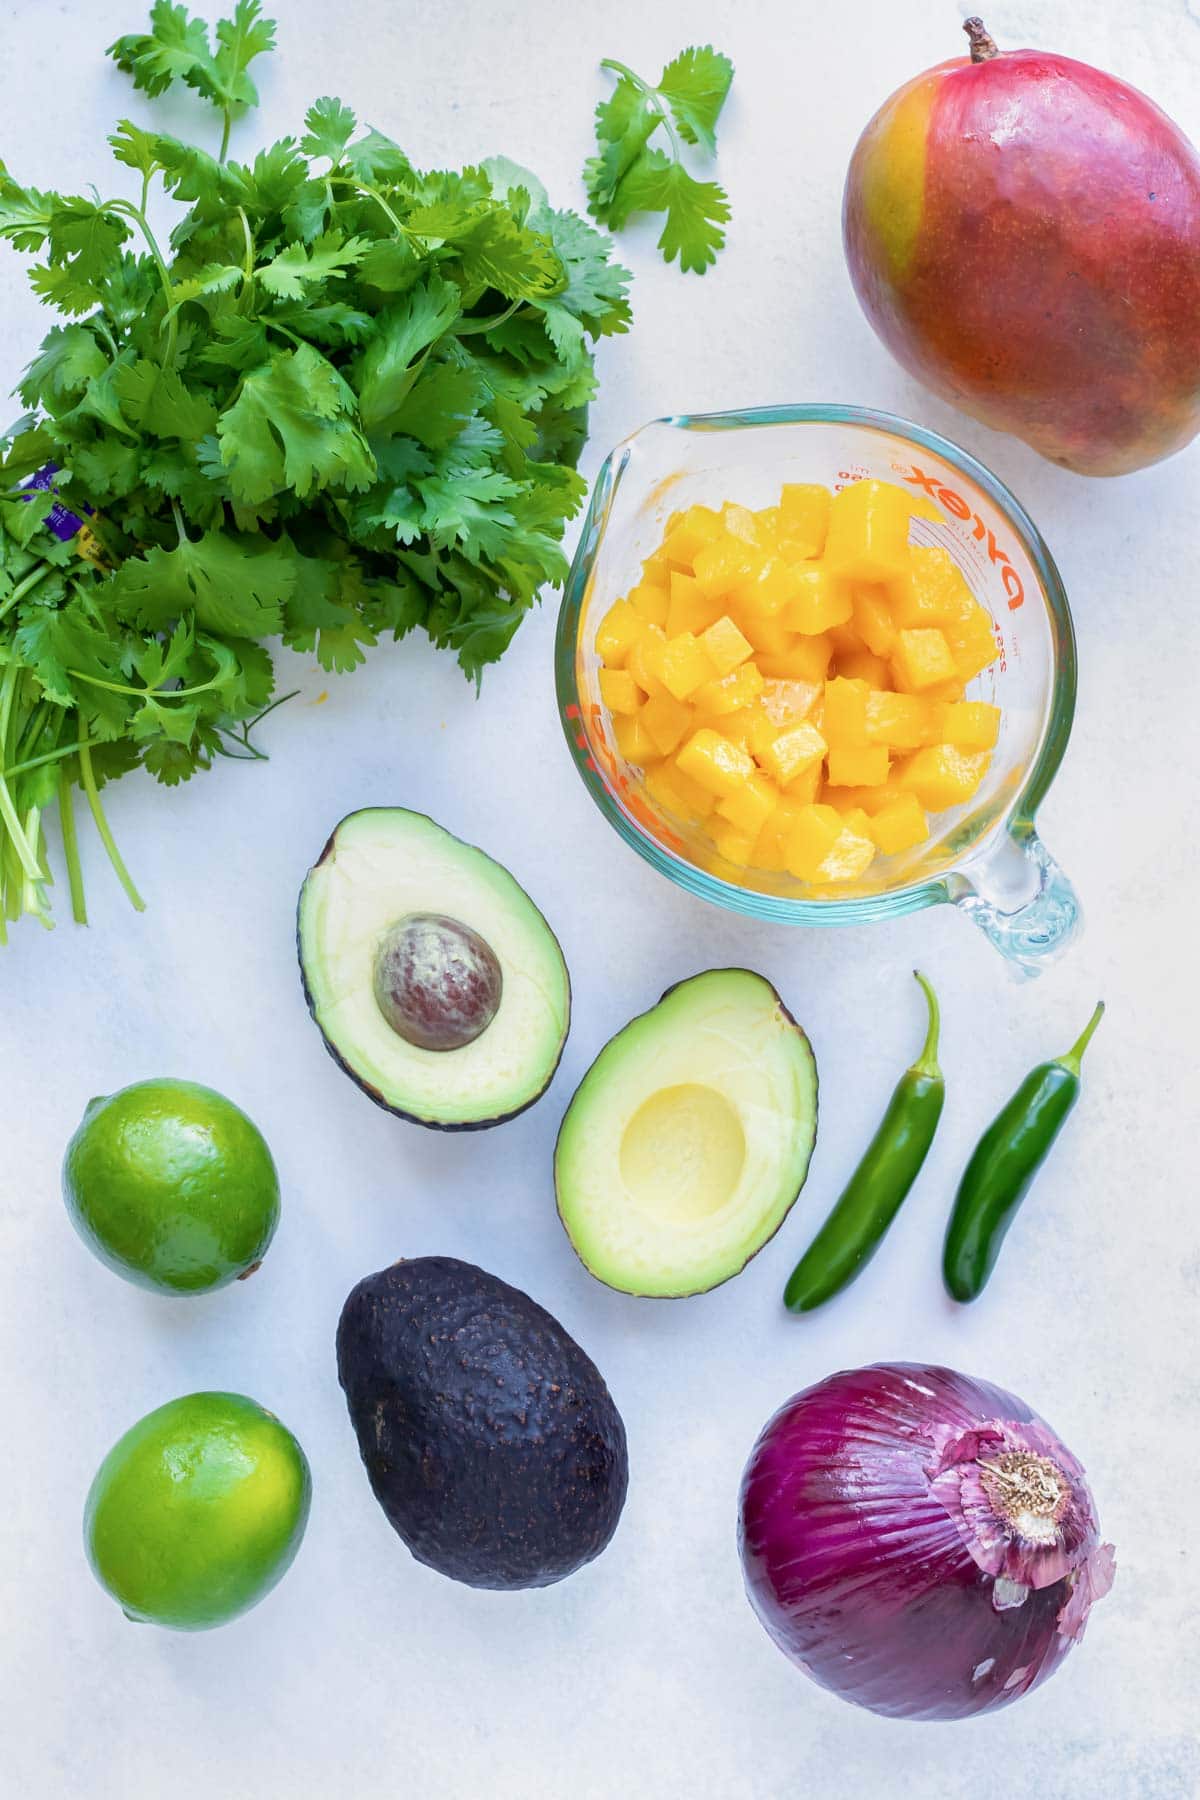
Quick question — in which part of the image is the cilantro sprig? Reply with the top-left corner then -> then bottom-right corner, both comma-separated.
0,4 -> 631,938
585,46 -> 734,274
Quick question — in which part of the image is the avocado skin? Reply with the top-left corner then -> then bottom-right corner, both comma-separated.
336,1256 -> 628,1589
297,810 -> 571,1133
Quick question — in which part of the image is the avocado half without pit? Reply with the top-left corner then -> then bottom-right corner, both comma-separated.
298,809 -> 570,1130
555,969 -> 818,1297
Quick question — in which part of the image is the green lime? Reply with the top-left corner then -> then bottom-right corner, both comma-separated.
84,1392 -> 311,1630
63,1078 -> 280,1295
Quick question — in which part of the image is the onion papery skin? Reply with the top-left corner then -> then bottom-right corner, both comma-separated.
738,1363 -> 1114,1722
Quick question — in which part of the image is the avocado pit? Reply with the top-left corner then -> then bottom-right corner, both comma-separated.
372,912 -> 503,1051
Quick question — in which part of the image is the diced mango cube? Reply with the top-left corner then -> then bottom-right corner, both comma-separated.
721,502 -> 761,545
943,700 -> 1000,750
717,773 -> 778,839
629,580 -> 669,627
823,676 -> 870,745
945,603 -> 999,682
782,567 -> 854,634
836,806 -> 875,839
660,506 -> 721,568
640,690 -> 694,756
824,480 -> 914,583
852,584 -> 897,657
741,561 -> 810,623
783,804 -> 845,880
868,793 -> 930,855
783,761 -> 822,802
865,691 -> 930,749
761,678 -> 819,725
693,535 -> 761,599
741,608 -> 795,658
657,632 -> 715,701
761,719 -> 829,786
627,623 -> 667,697
705,707 -> 758,748
814,826 -> 877,883
900,746 -> 991,811
760,719 -> 828,785
645,761 -> 717,819
826,742 -> 890,787
889,546 -> 974,628
837,647 -> 891,688
666,570 -> 720,638
694,662 -> 765,716
892,628 -> 958,691
700,614 -> 754,678
599,668 -> 640,715
596,599 -> 642,667
708,823 -> 755,866
613,713 -> 661,766
780,634 -> 834,683
676,728 -> 756,797
779,483 -> 832,553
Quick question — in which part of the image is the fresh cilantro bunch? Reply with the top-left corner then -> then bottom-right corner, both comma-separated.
0,1 -> 630,938
585,46 -> 734,274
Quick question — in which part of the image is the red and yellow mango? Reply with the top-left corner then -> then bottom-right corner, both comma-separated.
843,19 -> 1200,476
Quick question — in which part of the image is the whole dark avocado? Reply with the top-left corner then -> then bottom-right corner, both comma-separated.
336,1256 -> 628,1590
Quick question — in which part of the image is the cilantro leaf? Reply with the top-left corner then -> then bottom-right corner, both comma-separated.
617,150 -> 730,274
212,344 -> 376,503
299,97 -> 358,164
114,357 -> 219,438
106,528 -> 296,637
257,230 -> 369,301
586,47 -> 733,273
109,1 -> 274,136
351,276 -> 461,431
657,46 -> 734,154
108,3 -> 216,100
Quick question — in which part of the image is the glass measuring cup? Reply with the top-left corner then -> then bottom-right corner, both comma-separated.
555,406 -> 1079,976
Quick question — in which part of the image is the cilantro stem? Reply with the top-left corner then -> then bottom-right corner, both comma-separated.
20,804 -> 53,929
600,58 -> 683,159
455,300 -> 526,337
106,200 -> 178,367
76,719 -> 144,913
0,559 -> 55,626
328,177 -> 407,235
219,110 -> 233,165
1,739 -> 81,781
58,759 -> 86,925
0,664 -> 42,887
91,315 -> 120,360
68,668 -> 222,702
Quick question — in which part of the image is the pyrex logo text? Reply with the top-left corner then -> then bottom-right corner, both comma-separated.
902,466 -> 1025,611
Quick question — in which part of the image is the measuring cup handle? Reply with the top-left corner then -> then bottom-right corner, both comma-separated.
949,827 -> 1081,977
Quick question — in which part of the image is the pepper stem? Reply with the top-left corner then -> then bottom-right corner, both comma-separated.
963,17 -> 1000,62
1058,1000 -> 1105,1077
910,969 -> 942,1078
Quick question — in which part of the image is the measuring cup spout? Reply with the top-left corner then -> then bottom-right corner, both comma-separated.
948,827 -> 1080,977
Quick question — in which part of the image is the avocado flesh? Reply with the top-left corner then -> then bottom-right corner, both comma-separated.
298,809 -> 570,1129
336,1256 -> 628,1589
555,969 -> 818,1297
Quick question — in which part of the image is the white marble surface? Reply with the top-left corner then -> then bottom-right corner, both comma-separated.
3,2 -> 1198,1795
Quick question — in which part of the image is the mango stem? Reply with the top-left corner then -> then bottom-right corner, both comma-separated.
963,17 -> 1000,62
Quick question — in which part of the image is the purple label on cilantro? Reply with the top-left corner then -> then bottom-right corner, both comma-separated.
24,462 -> 92,542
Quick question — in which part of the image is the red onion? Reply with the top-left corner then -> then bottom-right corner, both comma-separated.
738,1363 -> 1114,1722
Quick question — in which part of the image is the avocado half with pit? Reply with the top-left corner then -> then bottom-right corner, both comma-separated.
298,809 -> 570,1130
555,969 -> 817,1296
